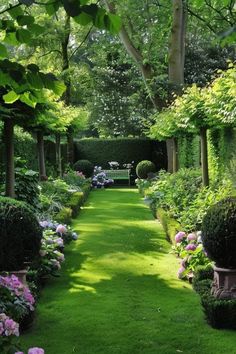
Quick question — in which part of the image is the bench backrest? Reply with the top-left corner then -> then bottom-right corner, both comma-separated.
103,169 -> 130,179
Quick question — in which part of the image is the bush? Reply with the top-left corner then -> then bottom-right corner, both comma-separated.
15,167 -> 39,209
55,207 -> 72,224
136,160 -> 156,179
73,159 -> 94,178
66,192 -> 84,217
202,197 -> 236,268
0,197 -> 42,271
192,265 -> 214,293
74,138 -> 167,172
201,287 -> 236,329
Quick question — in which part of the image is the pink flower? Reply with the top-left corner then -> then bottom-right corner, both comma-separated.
56,224 -> 67,235
187,233 -> 197,242
185,243 -> 197,251
177,266 -> 185,279
175,231 -> 186,243
28,348 -> 44,354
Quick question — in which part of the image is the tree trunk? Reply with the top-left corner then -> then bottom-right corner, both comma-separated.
67,132 -> 74,165
200,127 -> 209,186
55,134 -> 62,178
37,131 -> 46,181
168,0 -> 186,172
172,137 -> 178,173
61,15 -> 71,106
4,119 -> 15,198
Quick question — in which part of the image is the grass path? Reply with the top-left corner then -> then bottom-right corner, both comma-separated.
22,188 -> 236,354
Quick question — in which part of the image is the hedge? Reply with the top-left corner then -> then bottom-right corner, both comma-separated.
74,138 -> 167,171
156,208 -> 181,244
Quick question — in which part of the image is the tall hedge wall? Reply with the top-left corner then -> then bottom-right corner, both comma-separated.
74,138 -> 167,170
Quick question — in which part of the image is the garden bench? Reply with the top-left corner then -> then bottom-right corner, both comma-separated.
103,169 -> 130,186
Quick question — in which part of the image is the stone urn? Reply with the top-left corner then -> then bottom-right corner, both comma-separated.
212,266 -> 236,300
202,197 -> 236,300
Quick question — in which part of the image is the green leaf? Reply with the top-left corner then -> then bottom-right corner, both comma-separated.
27,64 -> 40,73
17,15 -> 35,26
74,12 -> 92,26
105,13 -> 121,34
19,0 -> 34,5
81,4 -> 98,17
45,1 -> 60,16
3,90 -> 20,104
8,6 -> 24,19
26,72 -> 44,89
62,0 -> 81,17
94,8 -> 106,29
52,80 -> 66,96
27,23 -> 45,35
0,44 -> 8,58
16,28 -> 32,44
40,73 -> 66,95
19,92 -> 37,108
4,31 -> 18,45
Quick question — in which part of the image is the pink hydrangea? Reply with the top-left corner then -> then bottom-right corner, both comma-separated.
28,348 -> 44,354
0,313 -> 19,337
56,224 -> 67,235
185,243 -> 197,251
177,266 -> 185,279
175,231 -> 186,243
187,233 -> 197,242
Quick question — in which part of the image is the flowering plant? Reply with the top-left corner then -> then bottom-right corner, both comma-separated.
173,231 -> 212,279
0,276 -> 35,322
0,313 -> 20,353
39,220 -> 78,245
15,347 -> 44,354
63,170 -> 87,189
92,166 -> 114,189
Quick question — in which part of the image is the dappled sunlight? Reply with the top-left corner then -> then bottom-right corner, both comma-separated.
68,283 -> 97,294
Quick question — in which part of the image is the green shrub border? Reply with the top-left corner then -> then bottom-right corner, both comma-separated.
156,208 -> 181,244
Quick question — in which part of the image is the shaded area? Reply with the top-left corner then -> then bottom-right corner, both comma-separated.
21,188 -> 236,354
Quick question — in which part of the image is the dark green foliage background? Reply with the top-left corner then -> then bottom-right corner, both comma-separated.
74,138 -> 167,171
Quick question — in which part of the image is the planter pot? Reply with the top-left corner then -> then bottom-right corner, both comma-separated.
211,266 -> 236,300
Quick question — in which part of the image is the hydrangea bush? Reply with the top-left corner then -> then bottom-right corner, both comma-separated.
92,166 -> 114,189
173,231 -> 212,279
0,275 -> 35,322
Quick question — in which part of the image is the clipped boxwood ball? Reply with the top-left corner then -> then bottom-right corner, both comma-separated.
202,197 -> 236,269
73,159 -> 94,178
0,197 -> 42,271
136,160 -> 156,179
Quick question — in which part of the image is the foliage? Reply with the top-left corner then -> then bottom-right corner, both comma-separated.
0,197 -> 42,271
0,275 -> 35,322
141,169 -> 233,232
172,231 -> 212,279
15,164 -> 39,209
73,159 -> 94,178
75,138 -> 167,172
63,170 -> 86,188
0,313 -> 20,354
194,273 -> 236,330
202,197 -> 236,268
150,65 -> 236,140
136,160 -> 156,179
65,192 -> 84,217
55,207 -> 73,224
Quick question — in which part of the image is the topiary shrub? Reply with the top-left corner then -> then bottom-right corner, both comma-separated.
136,160 -> 156,179
202,197 -> 236,268
0,197 -> 42,271
73,159 -> 94,178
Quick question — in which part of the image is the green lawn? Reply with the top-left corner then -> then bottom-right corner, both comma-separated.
21,188 -> 236,354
